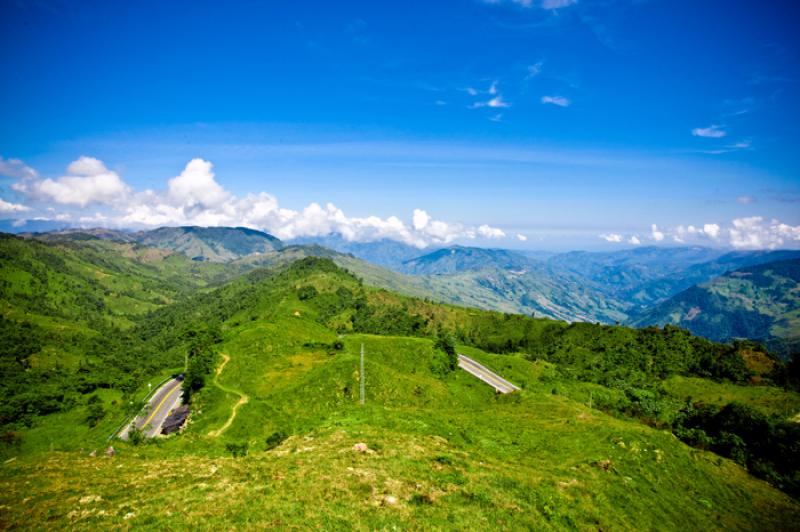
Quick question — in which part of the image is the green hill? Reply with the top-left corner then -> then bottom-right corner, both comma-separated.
633,259 -> 800,356
0,233 -> 230,426
135,225 -> 283,262
2,250 -> 799,528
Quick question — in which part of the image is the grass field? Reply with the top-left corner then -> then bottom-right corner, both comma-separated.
2,255 -> 798,529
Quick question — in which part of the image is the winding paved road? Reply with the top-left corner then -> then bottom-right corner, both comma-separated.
119,378 -> 184,440
458,354 -> 519,394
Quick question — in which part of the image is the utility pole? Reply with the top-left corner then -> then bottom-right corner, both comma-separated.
360,343 -> 365,405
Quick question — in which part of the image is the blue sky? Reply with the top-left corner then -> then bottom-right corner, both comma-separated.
1,0 -> 799,250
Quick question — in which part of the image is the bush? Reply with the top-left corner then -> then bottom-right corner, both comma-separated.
85,402 -> 106,427
265,430 -> 288,451
297,285 -> 318,301
127,426 -> 146,446
226,442 -> 249,457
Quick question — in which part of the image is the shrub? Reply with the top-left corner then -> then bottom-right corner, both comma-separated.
226,441 -> 249,457
297,285 -> 318,301
265,431 -> 288,451
127,426 -> 145,446
85,402 -> 106,427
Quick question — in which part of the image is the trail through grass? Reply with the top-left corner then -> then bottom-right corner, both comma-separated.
207,353 -> 249,438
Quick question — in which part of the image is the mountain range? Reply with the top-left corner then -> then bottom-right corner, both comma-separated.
19,226 -> 800,354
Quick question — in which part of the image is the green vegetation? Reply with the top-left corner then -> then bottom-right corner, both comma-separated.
1,237 -> 799,529
634,258 -> 800,356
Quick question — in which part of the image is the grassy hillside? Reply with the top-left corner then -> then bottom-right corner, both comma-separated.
0,233 -> 229,426
400,246 -> 532,275
633,259 -> 800,356
2,250 -> 799,528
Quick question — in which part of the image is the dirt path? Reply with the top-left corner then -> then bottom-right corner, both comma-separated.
207,353 -> 249,438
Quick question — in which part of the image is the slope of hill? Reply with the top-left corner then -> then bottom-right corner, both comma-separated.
621,249 -> 800,309
290,234 -> 429,270
136,226 -> 282,262
400,246 -> 533,275
2,257 -> 798,529
0,233 -> 229,426
30,225 -> 284,263
632,258 -> 800,356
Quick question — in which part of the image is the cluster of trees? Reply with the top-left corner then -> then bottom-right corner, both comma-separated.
182,327 -> 222,402
674,401 -> 800,497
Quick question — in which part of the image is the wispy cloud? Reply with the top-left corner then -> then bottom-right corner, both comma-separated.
599,233 -> 623,243
737,195 -> 756,205
470,96 -> 511,109
541,95 -> 570,107
541,0 -> 577,9
526,62 -> 544,79
692,125 -> 726,138
0,198 -> 30,213
728,139 -> 752,150
481,0 -> 577,10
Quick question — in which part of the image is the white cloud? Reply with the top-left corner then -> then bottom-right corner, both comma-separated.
167,158 -> 230,209
30,156 -> 131,207
640,219 -> 798,249
650,224 -> 665,241
4,157 -> 510,248
516,233 -> 528,241
628,235 -> 641,245
0,156 -> 38,181
412,208 -> 430,231
728,216 -> 800,250
692,125 -> 726,138
470,96 -> 510,109
541,95 -> 570,107
703,223 -> 721,239
0,198 -> 30,213
600,233 -> 623,243
478,224 -> 506,239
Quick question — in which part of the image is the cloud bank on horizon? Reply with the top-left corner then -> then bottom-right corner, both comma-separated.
1,154 -> 799,250
0,155 -> 509,248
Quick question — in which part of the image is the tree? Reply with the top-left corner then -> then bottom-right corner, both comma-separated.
435,333 -> 458,371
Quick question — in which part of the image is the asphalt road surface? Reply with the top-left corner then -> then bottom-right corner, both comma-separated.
118,378 -> 184,440
457,354 -> 519,394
